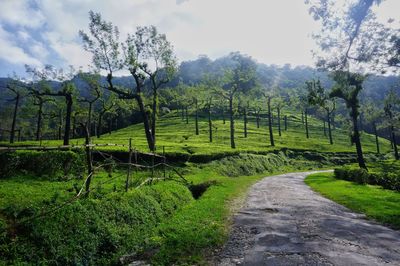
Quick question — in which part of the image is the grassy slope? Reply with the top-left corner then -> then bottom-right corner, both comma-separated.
0,110 -> 395,264
305,172 -> 400,229
5,111 -> 392,155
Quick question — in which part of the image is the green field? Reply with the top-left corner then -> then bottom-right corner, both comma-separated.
2,111 -> 393,156
0,110 -> 397,265
305,172 -> 400,229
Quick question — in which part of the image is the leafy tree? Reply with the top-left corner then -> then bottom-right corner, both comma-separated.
134,26 -> 178,144
272,94 -> 286,137
30,87 -> 53,141
238,93 -> 251,138
204,95 -> 213,142
78,72 -> 102,138
80,11 -> 177,151
306,0 -> 381,169
216,52 -> 257,148
362,99 -> 383,153
307,79 -> 336,144
384,89 -> 400,159
330,71 -> 367,168
262,90 -> 275,147
97,94 -> 117,138
4,75 -> 26,143
26,65 -> 77,145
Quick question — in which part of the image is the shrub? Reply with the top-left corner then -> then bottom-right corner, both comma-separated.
0,150 -> 86,180
334,165 -> 400,192
209,153 -> 288,177
0,181 -> 193,265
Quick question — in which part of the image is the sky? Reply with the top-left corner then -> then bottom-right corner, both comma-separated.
0,0 -> 399,77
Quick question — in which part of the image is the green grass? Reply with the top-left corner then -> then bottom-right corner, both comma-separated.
150,160 -> 323,265
305,172 -> 400,229
0,150 -> 324,265
2,111 -> 392,156
0,109 -> 396,264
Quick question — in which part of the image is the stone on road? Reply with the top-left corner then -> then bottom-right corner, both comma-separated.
215,171 -> 400,266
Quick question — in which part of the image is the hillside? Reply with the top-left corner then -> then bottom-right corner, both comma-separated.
6,109 -> 392,158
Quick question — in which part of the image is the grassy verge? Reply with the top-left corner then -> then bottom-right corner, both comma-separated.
147,157 -> 326,265
0,150 -> 324,265
305,172 -> 400,229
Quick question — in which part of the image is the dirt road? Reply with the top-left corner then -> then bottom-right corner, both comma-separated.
215,171 -> 400,265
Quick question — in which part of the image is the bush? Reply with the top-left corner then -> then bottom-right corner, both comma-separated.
0,182 -> 193,265
0,150 -> 86,180
209,152 -> 288,177
334,166 -> 400,192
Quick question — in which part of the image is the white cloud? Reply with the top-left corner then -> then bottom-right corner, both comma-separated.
0,0 -> 44,28
42,31 -> 91,68
0,26 -> 42,66
1,0 -> 399,76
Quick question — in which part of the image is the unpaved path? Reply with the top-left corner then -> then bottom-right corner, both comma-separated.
214,171 -> 400,266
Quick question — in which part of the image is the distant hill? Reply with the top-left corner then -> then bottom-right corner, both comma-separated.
1,55 -> 399,109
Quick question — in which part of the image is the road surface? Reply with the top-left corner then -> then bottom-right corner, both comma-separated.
215,171 -> 400,266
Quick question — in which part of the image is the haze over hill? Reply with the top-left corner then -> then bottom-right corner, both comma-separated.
0,0 -> 399,77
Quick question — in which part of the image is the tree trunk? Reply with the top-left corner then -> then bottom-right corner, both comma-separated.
243,107 -> 247,138
351,106 -> 367,169
151,86 -> 157,146
277,107 -> 281,137
35,101 -> 43,141
229,96 -> 235,149
185,106 -> 189,124
97,113 -> 103,138
305,108 -> 309,139
301,111 -> 304,124
331,114 -> 336,130
135,95 -> 155,151
327,111 -> 333,145
10,94 -> 20,144
58,109 -> 63,140
88,102 -> 92,138
256,111 -> 260,128
181,106 -> 184,121
195,98 -> 199,135
93,122 -> 97,138
83,125 -> 93,195
63,94 -> 73,145
222,108 -> 225,124
267,97 -> 274,146
72,115 -> 76,139
373,122 -> 379,154
208,107 -> 212,142
323,121 -> 327,137
284,115 -> 287,131
108,118 -> 112,134
126,138 -> 132,192
390,125 -> 399,160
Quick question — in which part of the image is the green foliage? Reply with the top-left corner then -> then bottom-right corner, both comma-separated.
209,152 -> 289,177
0,181 -> 192,265
0,150 -> 86,180
334,160 -> 400,191
306,172 -> 400,229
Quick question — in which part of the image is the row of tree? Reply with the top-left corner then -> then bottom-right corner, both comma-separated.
1,4 -> 399,171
